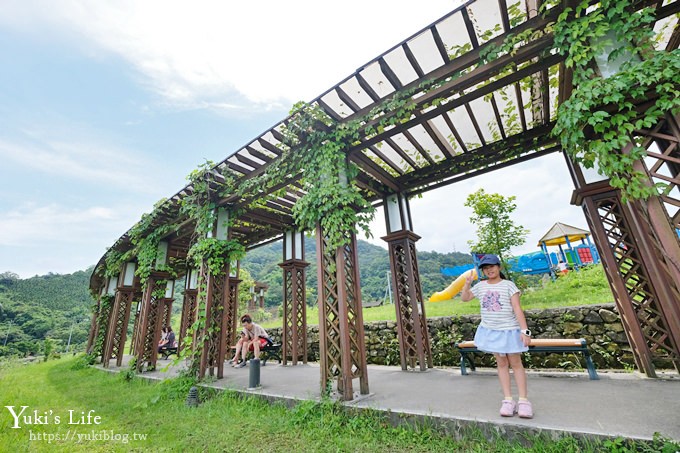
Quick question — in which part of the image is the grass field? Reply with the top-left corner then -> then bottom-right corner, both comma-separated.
2,357 -> 674,452
262,265 -> 614,329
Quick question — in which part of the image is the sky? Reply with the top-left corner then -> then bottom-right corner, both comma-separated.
0,0 -> 589,279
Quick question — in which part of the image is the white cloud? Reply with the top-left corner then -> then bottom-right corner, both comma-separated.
367,153 -> 589,257
0,136 -> 167,195
0,202 -> 154,278
0,0 -> 459,110
0,203 -> 124,247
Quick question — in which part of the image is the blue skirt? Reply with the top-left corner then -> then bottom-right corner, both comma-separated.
474,325 -> 528,354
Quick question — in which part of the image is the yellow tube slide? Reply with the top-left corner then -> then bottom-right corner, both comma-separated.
429,268 -> 478,302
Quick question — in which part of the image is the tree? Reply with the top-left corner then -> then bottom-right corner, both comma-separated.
464,189 -> 529,269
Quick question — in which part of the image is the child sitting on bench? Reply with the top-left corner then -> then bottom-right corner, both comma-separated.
233,314 -> 270,368
229,329 -> 249,367
158,326 -> 176,353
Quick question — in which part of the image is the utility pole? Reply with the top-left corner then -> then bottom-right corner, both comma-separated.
3,319 -> 12,346
384,271 -> 393,305
65,320 -> 75,353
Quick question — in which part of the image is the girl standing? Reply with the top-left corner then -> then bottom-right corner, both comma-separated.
461,254 -> 533,418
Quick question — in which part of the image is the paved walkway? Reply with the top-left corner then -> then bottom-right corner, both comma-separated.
104,356 -> 680,442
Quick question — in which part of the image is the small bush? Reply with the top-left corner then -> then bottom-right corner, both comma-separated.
70,353 -> 97,370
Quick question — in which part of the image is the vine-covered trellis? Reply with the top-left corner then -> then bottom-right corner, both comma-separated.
91,0 -> 680,383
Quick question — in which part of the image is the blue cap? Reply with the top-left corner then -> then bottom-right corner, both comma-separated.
478,254 -> 501,267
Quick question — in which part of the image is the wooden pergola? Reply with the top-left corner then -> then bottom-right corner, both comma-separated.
88,0 -> 680,399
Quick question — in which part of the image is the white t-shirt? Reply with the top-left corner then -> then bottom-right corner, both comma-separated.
470,279 -> 521,330
243,323 -> 269,341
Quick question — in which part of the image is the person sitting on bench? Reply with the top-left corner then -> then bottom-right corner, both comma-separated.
229,329 -> 249,367
158,326 -> 168,348
158,326 -> 175,353
234,314 -> 270,368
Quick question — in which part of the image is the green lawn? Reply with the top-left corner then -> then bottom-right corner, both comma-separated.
2,356 -> 671,452
262,265 -> 614,329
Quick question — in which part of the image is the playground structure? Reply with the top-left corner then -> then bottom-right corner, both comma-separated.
429,268 -> 477,302
438,222 -> 601,287
88,0 -> 680,403
538,222 -> 600,272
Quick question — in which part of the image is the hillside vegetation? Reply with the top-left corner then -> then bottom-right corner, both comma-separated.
240,238 -> 472,309
0,271 -> 92,357
0,239 -> 614,358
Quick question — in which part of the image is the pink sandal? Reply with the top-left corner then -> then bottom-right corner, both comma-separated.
517,400 -> 533,418
499,400 -> 516,417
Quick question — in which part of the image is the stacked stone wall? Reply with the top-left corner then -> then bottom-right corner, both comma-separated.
267,304 -> 666,370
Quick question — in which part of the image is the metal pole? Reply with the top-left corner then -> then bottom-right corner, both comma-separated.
66,321 -> 75,353
3,320 -> 12,346
386,271 -> 393,304
248,358 -> 261,390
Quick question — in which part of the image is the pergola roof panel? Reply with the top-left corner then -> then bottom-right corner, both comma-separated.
91,0 -> 680,284
319,89 -> 354,119
382,47 -> 421,87
444,105 -> 481,148
435,13 -> 474,56
400,28 -> 446,76
466,0 -> 506,45
337,78 -> 375,111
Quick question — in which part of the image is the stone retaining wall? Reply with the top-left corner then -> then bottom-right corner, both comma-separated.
267,304 -> 669,370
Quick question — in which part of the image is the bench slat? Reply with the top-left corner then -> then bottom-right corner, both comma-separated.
458,338 -> 585,348
455,338 -> 598,380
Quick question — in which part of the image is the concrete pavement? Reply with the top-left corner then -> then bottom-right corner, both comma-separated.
106,356 -> 680,443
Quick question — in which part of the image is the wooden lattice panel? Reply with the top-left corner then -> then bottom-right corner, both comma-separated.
282,263 -> 309,365
283,267 -> 294,361
393,243 -> 418,355
141,299 -> 160,363
340,241 -> 362,379
386,232 -> 432,370
318,234 -> 343,380
103,289 -> 134,368
639,113 -> 680,229
95,299 -> 113,361
206,274 -> 224,374
179,289 -> 198,352
294,267 -> 307,362
408,239 -> 433,367
135,277 -> 166,371
161,300 -> 173,330
198,263 -> 230,379
591,194 -> 679,366
316,226 -> 369,400
226,280 -> 240,349
110,290 -> 134,362
129,302 -> 140,355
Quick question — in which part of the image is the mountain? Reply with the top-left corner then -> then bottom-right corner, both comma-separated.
241,237 -> 472,308
0,270 -> 93,357
0,239 -> 471,357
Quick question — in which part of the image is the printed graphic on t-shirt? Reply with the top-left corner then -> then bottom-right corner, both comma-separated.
481,291 -> 502,312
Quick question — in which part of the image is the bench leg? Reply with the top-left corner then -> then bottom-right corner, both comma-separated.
583,351 -> 599,380
460,352 -> 473,375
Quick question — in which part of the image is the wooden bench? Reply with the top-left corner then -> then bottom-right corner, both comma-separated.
230,343 -> 282,366
362,300 -> 383,308
455,338 -> 599,380
159,345 -> 179,360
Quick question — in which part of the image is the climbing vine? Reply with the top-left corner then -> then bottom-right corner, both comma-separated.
103,248 -> 132,279
283,102 -> 374,250
180,161 -> 246,276
91,294 -> 114,358
129,221 -> 178,283
551,0 -> 680,200
177,161 -> 246,377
